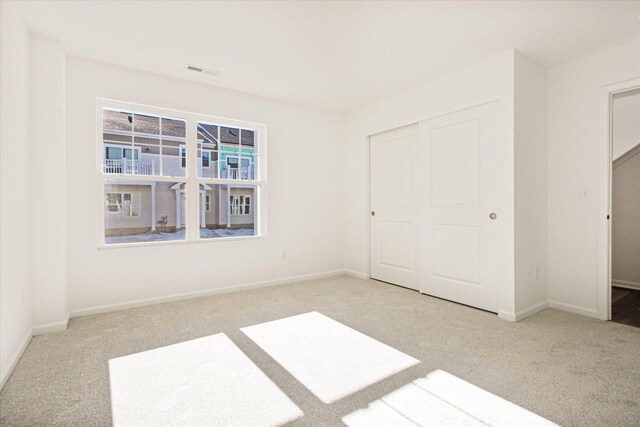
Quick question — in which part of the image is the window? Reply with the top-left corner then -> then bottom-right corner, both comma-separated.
180,146 -> 187,168
183,146 -> 212,169
105,192 -> 140,217
230,195 -> 251,215
106,193 -> 122,214
99,100 -> 265,246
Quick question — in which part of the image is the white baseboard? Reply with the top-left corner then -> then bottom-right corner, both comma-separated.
612,279 -> 640,291
514,301 -> 549,321
0,329 -> 33,391
70,269 -> 346,318
344,270 -> 370,280
498,310 -> 516,322
548,300 -> 599,318
502,300 -> 591,322
32,315 -> 70,335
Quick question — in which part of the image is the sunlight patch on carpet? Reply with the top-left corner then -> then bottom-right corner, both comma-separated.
109,333 -> 303,426
342,370 -> 558,427
241,311 -> 420,404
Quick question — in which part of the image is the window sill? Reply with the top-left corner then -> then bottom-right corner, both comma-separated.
97,234 -> 264,250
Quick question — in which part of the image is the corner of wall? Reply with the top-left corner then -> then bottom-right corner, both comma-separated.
513,51 -> 549,317
28,35 -> 69,329
0,2 -> 34,391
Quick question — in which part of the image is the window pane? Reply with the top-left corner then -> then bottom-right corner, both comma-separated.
240,157 -> 252,180
103,109 -> 186,178
220,126 -> 239,145
104,109 -> 132,133
241,129 -> 254,146
198,122 -> 218,150
222,155 -> 239,180
103,109 -> 133,174
160,117 -> 186,177
199,185 -> 256,239
106,193 -> 122,214
159,142 -> 184,177
198,148 -> 218,178
240,129 -> 256,180
162,117 -> 186,138
133,113 -> 159,135
104,180 -> 187,245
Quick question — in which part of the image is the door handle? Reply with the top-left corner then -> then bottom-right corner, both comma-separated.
371,211 -> 375,216
489,212 -> 497,220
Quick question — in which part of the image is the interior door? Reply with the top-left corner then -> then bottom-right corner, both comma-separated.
419,102 -> 502,312
370,124 -> 419,290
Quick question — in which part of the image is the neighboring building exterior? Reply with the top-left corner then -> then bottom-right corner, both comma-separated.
103,109 -> 256,238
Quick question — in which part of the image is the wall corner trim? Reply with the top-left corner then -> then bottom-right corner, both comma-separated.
499,302 -> 550,322
498,310 -> 517,322
32,314 -> 70,335
514,301 -> 549,321
0,329 -> 33,391
344,270 -> 370,280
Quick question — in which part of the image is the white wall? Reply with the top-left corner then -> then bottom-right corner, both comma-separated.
343,51 -> 517,317
612,88 -> 640,160
29,35 -> 68,331
0,4 -> 32,388
547,40 -> 640,317
514,53 -> 548,315
66,58 -> 345,313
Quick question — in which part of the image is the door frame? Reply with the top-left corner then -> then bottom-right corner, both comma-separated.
368,124 -> 420,290
597,77 -> 640,321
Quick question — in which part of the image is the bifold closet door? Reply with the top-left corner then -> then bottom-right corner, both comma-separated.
370,124 -> 419,290
418,102 -> 502,312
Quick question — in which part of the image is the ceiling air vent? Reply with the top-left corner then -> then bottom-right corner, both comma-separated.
186,64 -> 221,76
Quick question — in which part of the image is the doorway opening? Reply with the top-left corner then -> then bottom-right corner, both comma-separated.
609,87 -> 640,327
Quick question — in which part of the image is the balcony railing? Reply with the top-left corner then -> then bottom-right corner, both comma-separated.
104,159 -> 156,175
224,168 -> 250,180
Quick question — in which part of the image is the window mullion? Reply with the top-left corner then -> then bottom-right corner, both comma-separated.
186,115 -> 199,241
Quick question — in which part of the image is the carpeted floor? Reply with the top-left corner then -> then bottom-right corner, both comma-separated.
1,275 -> 639,426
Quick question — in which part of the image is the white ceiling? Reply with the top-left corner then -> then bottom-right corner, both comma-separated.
11,1 -> 640,112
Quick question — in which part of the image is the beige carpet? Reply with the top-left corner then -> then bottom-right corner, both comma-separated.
1,275 -> 639,426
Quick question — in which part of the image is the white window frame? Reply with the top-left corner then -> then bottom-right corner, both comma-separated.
97,98 -> 267,248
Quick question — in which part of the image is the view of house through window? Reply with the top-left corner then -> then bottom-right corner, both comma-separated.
101,103 -> 262,246
199,185 -> 256,239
